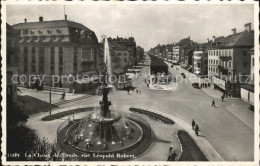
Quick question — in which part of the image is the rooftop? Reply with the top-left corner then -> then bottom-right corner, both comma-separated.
211,30 -> 254,49
175,38 -> 192,46
148,53 -> 168,67
12,19 -> 93,32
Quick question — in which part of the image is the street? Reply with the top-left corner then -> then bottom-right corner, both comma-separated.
23,55 -> 254,161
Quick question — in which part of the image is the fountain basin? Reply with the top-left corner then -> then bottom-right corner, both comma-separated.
56,112 -> 153,161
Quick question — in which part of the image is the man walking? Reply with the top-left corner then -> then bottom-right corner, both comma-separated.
195,124 -> 199,136
192,119 -> 196,130
169,145 -> 173,153
221,95 -> 224,102
211,99 -> 216,107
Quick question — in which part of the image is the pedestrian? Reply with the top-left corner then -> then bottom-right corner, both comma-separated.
195,124 -> 199,136
145,79 -> 146,83
136,89 -> 138,94
127,89 -> 130,95
205,83 -> 207,88
221,95 -> 224,102
147,83 -> 149,88
167,153 -> 172,161
211,99 -> 216,108
171,151 -> 177,161
139,90 -> 141,94
169,145 -> 173,153
192,119 -> 196,130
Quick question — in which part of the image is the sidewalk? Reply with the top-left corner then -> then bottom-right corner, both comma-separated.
17,87 -> 91,113
177,66 -> 240,100
177,66 -> 253,130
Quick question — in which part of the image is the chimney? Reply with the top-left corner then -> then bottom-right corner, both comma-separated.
244,23 -> 251,32
231,28 -> 236,34
65,14 -> 67,20
24,18 -> 27,23
39,16 -> 43,22
212,36 -> 216,42
188,36 -> 190,40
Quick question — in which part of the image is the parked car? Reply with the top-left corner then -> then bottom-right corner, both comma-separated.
182,74 -> 186,78
192,83 -> 200,89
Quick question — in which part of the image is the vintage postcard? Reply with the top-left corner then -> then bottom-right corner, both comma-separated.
1,0 -> 259,165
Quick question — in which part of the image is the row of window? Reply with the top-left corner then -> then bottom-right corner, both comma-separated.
23,46 -> 63,54
208,59 -> 219,65
209,67 -> 218,73
24,47 -> 63,74
209,50 -> 232,56
209,49 -> 248,57
21,29 -> 62,35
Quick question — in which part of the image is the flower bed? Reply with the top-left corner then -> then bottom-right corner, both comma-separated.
129,107 -> 174,124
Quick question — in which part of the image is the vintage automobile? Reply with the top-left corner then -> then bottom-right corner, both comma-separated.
192,83 -> 200,89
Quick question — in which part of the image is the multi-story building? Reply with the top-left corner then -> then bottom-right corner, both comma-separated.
7,23 -> 20,107
208,36 -> 224,80
136,46 -> 144,62
192,41 -> 213,75
107,37 -> 138,73
174,37 -> 193,65
240,47 -> 255,106
172,44 -> 179,61
166,44 -> 173,60
12,16 -> 102,89
183,41 -> 195,70
210,23 -> 254,96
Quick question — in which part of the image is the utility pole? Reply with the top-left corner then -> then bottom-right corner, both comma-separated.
49,76 -> 52,116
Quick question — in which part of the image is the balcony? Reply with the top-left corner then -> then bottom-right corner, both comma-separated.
219,56 -> 232,61
218,65 -> 228,71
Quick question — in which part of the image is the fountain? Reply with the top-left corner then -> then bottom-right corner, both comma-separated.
56,38 -> 152,161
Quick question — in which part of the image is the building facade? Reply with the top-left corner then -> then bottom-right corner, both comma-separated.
208,37 -> 224,80
172,45 -> 179,61
12,16 -> 102,89
174,37 -> 193,65
136,46 -> 144,62
107,37 -> 137,73
7,23 -> 20,107
166,44 -> 173,60
209,23 -> 254,96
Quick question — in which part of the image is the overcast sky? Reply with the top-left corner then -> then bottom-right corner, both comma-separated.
7,4 -> 254,51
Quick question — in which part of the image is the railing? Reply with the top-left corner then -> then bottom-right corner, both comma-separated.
219,56 -> 232,61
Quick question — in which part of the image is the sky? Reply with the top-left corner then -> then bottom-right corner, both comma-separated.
6,4 -> 254,51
